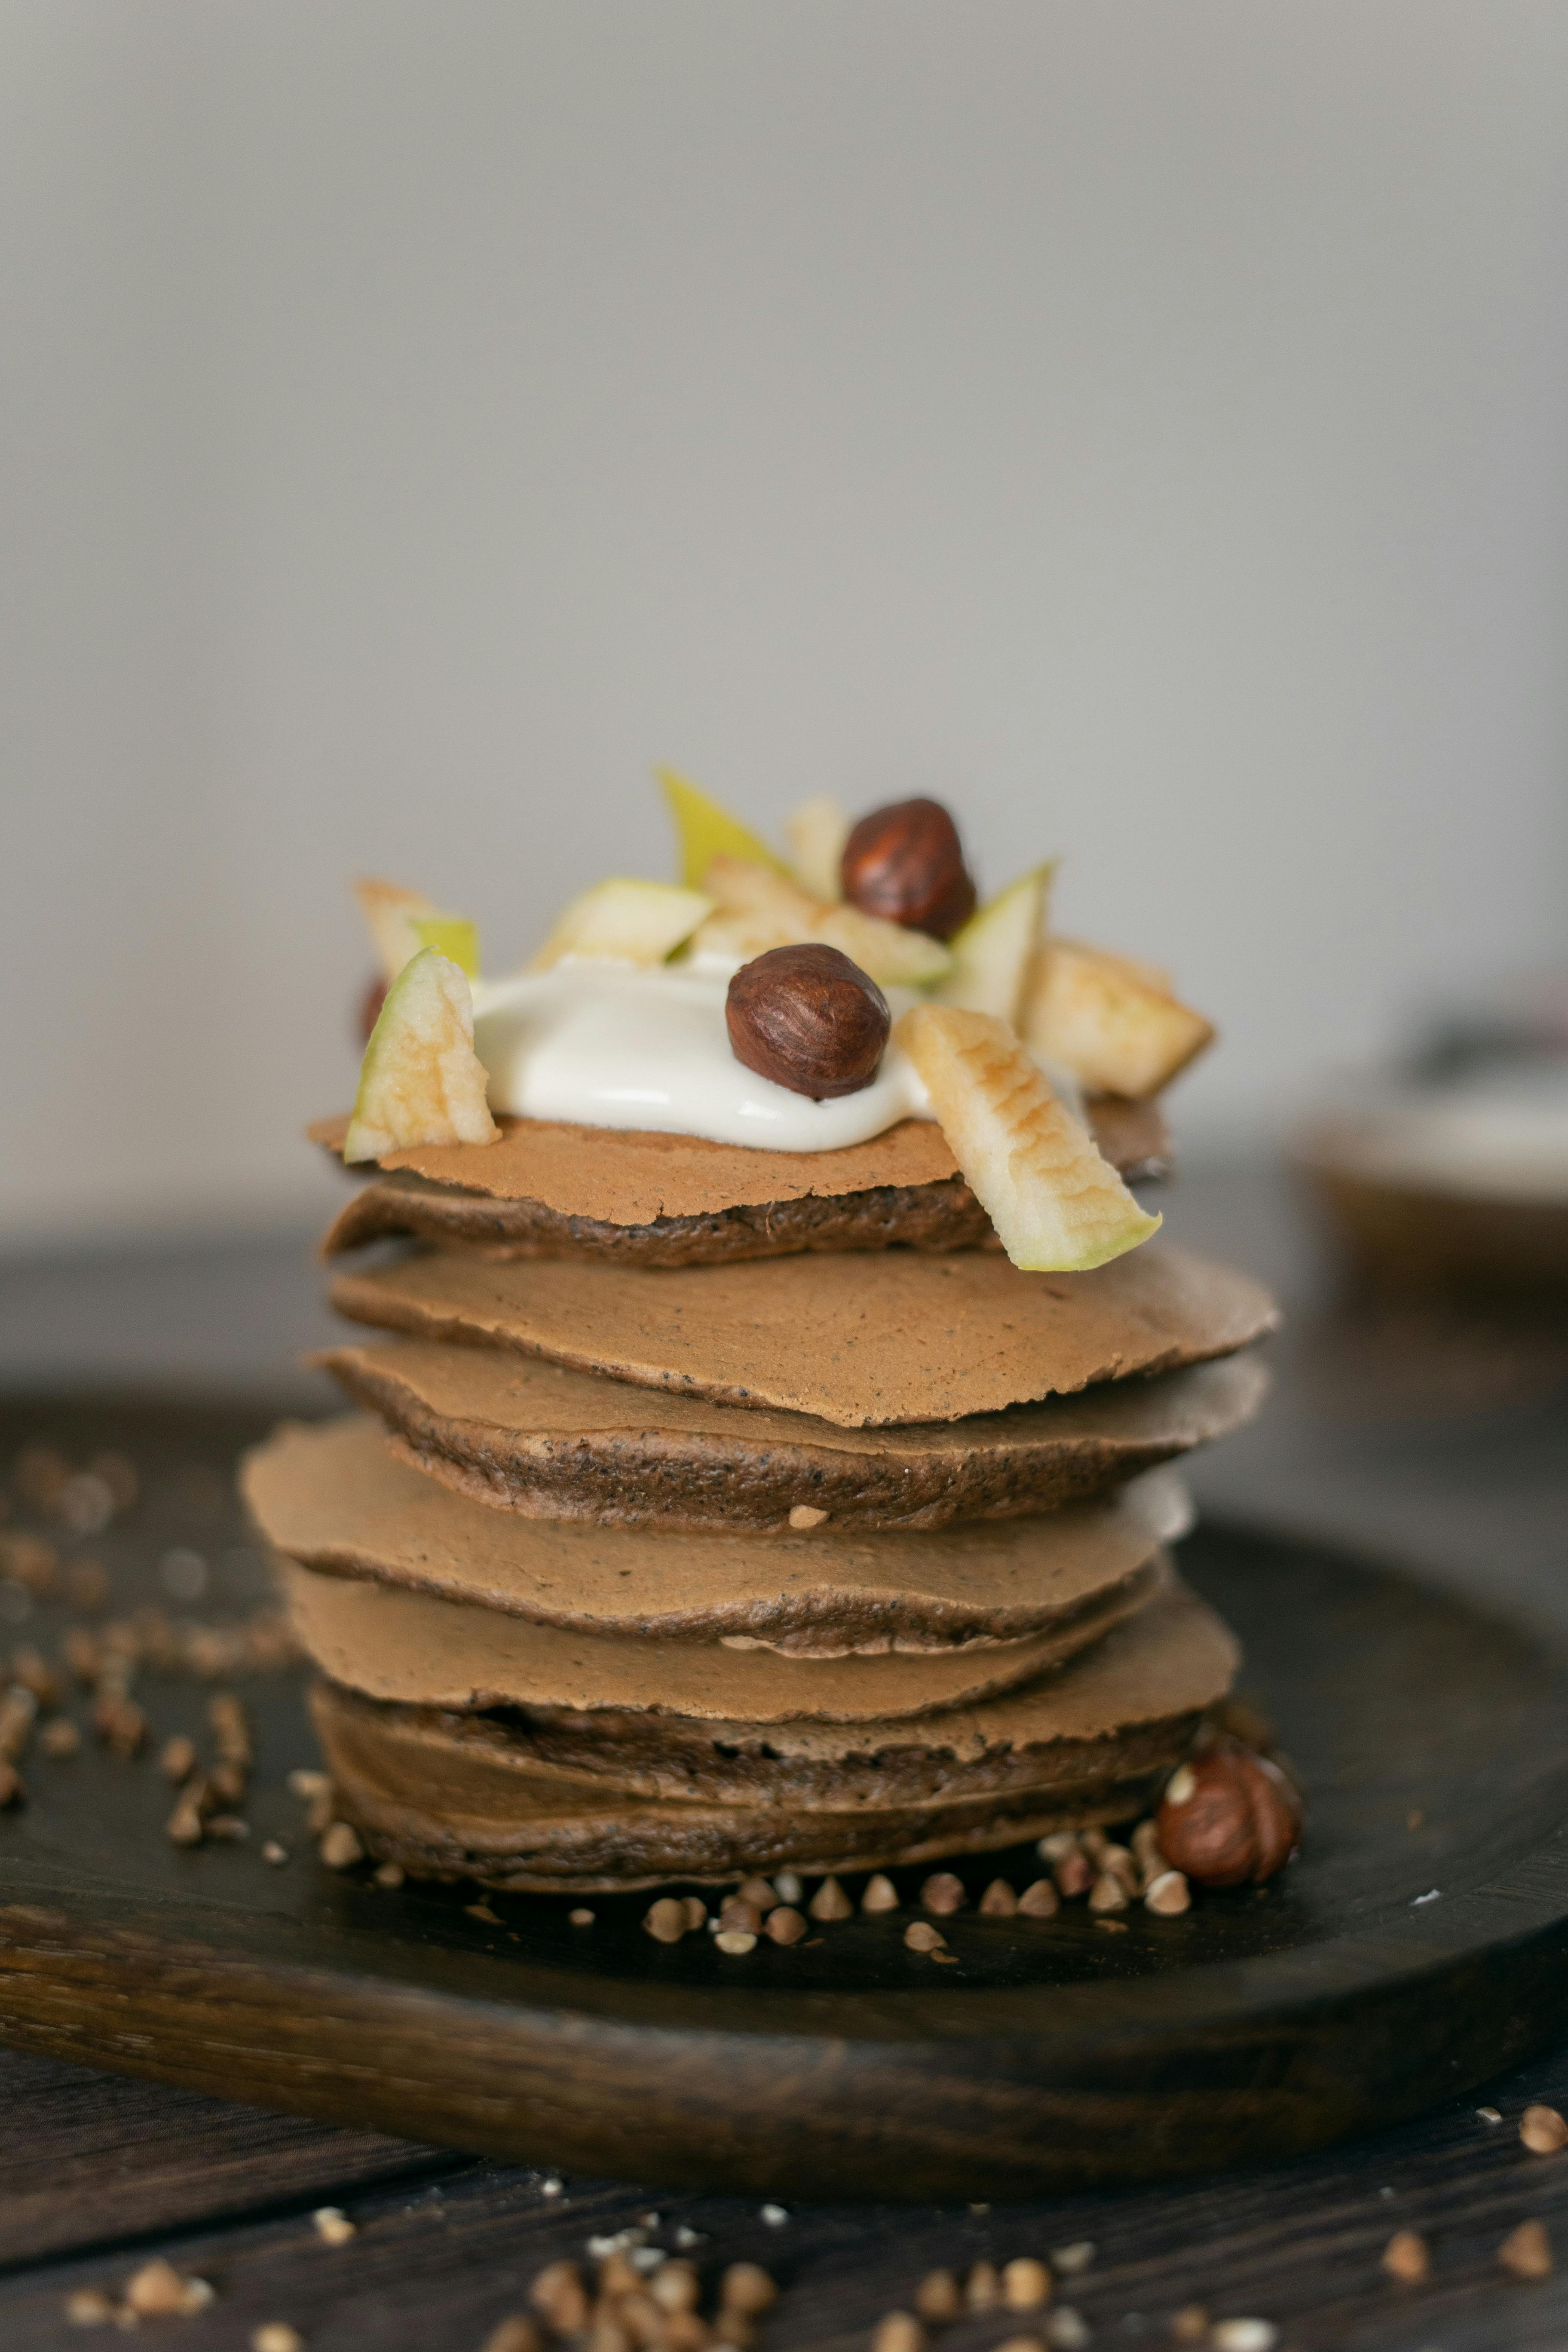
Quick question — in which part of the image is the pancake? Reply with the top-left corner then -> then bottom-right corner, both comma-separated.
367,1569 -> 1233,1808
329,1241 -> 1278,1427
313,1098 -> 1172,1266
242,1413 -> 1188,1654
276,1549 -> 1164,1722
309,1575 -> 1237,1888
318,1338 -> 1269,1530
312,1099 -> 1169,1224
322,1163 -> 991,1264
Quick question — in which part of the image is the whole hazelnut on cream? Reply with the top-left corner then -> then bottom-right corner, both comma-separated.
840,796 -> 977,940
1155,1737 -> 1303,1887
726,943 -> 891,1099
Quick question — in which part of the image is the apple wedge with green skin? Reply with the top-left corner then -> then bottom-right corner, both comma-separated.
937,863 -> 1055,1026
784,794 -> 849,900
530,878 -> 714,971
692,856 -> 951,989
895,1003 -> 1161,1272
343,947 -> 499,1164
353,876 -> 442,982
1022,939 -> 1214,1099
658,768 -> 785,889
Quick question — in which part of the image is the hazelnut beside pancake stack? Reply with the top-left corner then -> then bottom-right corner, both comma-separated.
243,778 -> 1278,1892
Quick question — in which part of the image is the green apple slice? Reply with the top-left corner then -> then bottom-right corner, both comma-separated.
343,947 -> 499,1164
657,768 -> 785,889
937,863 -> 1055,1025
412,915 -> 481,977
353,876 -> 441,982
784,795 -> 849,900
1021,939 -> 1214,1099
895,1003 -> 1161,1271
530,878 -> 714,970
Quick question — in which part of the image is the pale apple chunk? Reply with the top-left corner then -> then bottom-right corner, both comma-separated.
703,855 -> 821,926
353,877 -> 441,983
693,856 -> 951,988
784,794 -> 849,900
813,901 -> 950,988
937,864 -> 1054,1025
895,1003 -> 1161,1271
687,858 -> 821,962
1022,940 -> 1214,1100
343,948 -> 499,1164
658,768 -> 783,888
530,879 -> 714,971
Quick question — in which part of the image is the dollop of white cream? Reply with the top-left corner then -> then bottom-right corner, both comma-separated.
470,960 -> 933,1150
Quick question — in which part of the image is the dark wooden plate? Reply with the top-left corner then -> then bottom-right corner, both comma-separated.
0,1391 -> 1565,2204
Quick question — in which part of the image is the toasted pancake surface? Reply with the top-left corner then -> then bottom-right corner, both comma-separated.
318,1339 -> 1268,1529
313,1099 -> 1171,1264
244,1412 -> 1185,1651
329,1241 -> 1277,1426
277,1547 -> 1166,1722
308,1575 -> 1236,1888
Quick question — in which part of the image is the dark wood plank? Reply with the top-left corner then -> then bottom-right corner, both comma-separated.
0,2047 -> 453,2268
5,2037 -> 1568,2348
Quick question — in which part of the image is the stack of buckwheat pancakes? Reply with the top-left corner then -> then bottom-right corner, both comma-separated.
244,1103 -> 1276,1893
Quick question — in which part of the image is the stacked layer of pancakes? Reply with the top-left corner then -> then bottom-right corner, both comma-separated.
243,1106 -> 1277,1892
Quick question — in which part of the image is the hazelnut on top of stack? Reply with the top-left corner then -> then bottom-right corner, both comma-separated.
242,776 -> 1284,1894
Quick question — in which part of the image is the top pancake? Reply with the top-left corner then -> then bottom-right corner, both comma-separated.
330,1240 -> 1277,1428
310,1100 -> 1173,1268
311,1112 -> 963,1225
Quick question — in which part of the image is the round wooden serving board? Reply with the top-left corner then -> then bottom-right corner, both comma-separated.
0,1392 -> 1565,2203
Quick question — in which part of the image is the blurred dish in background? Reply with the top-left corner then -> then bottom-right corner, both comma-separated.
1293,974 -> 1568,1301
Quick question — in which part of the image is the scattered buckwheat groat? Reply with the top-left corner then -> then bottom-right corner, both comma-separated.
1499,2219 -> 1553,2279
1381,2229 -> 1429,2284
120,2260 -> 212,2317
1002,2255 -> 1052,2309
1520,2104 -> 1568,2155
644,1897 -> 687,1944
1209,2321 -> 1278,2352
965,2261 -> 1001,2310
64,2287 -> 116,2325
870,2315 -> 925,2352
318,1819 -> 363,1869
809,1875 -> 854,1921
914,2269 -> 962,2321
480,2319 -> 545,2352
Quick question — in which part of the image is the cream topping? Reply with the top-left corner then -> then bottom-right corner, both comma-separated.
471,957 -> 1083,1152
471,959 -> 932,1150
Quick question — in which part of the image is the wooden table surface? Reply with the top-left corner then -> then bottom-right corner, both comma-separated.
2,1165 -> 1567,2352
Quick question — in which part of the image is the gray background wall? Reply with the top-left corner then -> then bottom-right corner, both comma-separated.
5,1 -> 1566,1246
